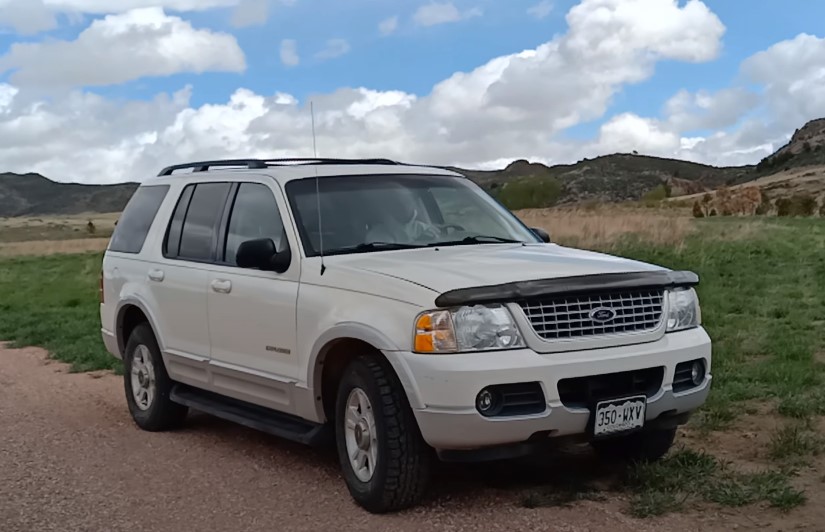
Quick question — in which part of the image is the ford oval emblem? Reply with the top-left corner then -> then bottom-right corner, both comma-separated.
589,307 -> 616,323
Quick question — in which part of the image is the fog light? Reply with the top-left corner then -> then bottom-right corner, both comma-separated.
691,360 -> 705,386
476,388 -> 497,415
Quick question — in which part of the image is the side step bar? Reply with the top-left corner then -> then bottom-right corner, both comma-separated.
170,384 -> 331,447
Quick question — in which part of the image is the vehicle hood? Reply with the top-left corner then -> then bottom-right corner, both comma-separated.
329,243 -> 665,295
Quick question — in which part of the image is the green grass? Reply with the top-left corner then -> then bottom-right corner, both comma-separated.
604,218 -> 825,428
769,422 -> 824,464
1,217 -> 824,518
626,449 -> 805,517
0,252 -> 118,372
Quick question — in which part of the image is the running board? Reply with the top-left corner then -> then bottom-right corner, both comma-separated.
170,384 -> 330,447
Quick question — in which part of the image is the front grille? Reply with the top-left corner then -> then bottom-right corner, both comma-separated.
557,367 -> 664,408
518,289 -> 665,341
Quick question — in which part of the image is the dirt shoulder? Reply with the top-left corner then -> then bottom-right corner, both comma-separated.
0,344 -> 808,531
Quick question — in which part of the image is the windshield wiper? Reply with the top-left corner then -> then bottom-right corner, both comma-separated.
428,235 -> 525,247
324,241 -> 426,255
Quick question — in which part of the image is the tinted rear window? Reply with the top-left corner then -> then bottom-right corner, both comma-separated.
108,185 -> 169,254
178,182 -> 231,261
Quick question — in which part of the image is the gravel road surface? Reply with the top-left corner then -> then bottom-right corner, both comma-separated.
0,345 -> 723,531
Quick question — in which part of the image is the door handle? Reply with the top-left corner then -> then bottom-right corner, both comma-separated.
148,269 -> 165,282
211,279 -> 232,294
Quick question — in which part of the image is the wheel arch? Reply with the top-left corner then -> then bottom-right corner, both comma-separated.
309,324 -> 423,423
115,298 -> 164,357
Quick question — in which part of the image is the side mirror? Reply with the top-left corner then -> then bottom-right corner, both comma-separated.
530,227 -> 551,243
236,238 -> 291,273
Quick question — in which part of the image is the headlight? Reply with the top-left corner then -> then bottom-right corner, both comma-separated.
666,287 -> 701,332
413,304 -> 525,353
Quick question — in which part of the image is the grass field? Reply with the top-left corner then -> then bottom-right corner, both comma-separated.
1,208 -> 825,518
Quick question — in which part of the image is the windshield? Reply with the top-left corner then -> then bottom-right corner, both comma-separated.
285,174 -> 540,257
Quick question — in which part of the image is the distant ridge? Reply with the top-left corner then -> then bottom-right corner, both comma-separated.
3,117 -> 824,216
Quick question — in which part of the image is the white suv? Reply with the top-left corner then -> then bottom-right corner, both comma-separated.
100,158 -> 711,513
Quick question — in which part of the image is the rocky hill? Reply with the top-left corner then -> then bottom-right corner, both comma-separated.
3,117 -> 825,216
0,173 -> 137,217
456,153 -> 750,205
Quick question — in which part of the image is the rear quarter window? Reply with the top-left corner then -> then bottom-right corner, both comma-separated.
109,185 -> 170,254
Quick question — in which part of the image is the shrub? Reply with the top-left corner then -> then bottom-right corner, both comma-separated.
776,198 -> 792,217
777,195 -> 817,217
496,177 -> 564,210
692,201 -> 705,218
755,198 -> 772,216
642,185 -> 669,203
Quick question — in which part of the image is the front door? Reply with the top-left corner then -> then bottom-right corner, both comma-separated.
206,181 -> 301,412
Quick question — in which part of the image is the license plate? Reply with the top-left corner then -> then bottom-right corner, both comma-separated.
593,396 -> 646,437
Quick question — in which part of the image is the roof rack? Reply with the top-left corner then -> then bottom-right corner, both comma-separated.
157,158 -> 401,176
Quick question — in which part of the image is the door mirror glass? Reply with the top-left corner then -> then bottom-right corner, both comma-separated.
530,227 -> 551,243
236,238 -> 291,273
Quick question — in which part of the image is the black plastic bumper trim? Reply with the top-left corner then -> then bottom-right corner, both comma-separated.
434,270 -> 699,308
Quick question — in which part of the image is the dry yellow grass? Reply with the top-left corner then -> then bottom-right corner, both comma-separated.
517,206 -> 694,250
1,206 -> 693,256
0,238 -> 109,257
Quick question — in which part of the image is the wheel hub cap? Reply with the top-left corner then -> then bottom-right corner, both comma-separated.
344,388 -> 378,483
130,345 -> 156,412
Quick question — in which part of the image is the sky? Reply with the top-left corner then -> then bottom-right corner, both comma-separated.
1,0 -> 824,184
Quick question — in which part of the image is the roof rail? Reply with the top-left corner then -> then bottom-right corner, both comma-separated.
157,157 -> 401,176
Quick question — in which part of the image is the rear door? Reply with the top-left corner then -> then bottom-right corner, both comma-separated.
154,181 -> 232,386
205,181 -> 301,411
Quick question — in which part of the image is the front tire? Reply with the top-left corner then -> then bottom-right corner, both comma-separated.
335,355 -> 431,513
123,323 -> 188,431
591,427 -> 676,463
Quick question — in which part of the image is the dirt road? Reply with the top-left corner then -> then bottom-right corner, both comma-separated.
0,345 -> 769,531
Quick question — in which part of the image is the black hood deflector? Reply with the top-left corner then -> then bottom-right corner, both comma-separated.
434,270 -> 699,308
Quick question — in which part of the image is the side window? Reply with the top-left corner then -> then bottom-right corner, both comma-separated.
177,182 -> 231,262
109,185 -> 169,254
428,186 -> 501,235
224,183 -> 287,266
163,184 -> 194,257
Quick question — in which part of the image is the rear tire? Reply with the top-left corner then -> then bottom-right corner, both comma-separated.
335,355 -> 432,513
123,323 -> 188,431
591,428 -> 676,463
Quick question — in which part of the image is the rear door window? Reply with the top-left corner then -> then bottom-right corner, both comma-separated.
176,182 -> 232,262
224,183 -> 287,266
108,185 -> 169,254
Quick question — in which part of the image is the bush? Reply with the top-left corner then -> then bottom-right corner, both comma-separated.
642,184 -> 669,203
777,195 -> 817,217
496,177 -> 563,210
692,201 -> 705,218
755,198 -> 772,216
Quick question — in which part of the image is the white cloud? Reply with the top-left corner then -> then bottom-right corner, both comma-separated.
413,2 -> 482,27
0,8 -> 245,88
315,39 -> 351,60
11,0 -> 825,183
742,33 -> 825,129
595,113 -> 680,154
379,16 -> 398,36
664,87 -> 759,131
280,39 -> 299,66
527,0 -> 553,19
0,0 -> 250,34
0,0 -> 57,34
231,0 -> 269,27
43,0 -> 238,13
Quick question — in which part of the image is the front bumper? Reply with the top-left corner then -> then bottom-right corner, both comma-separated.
387,327 -> 711,450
